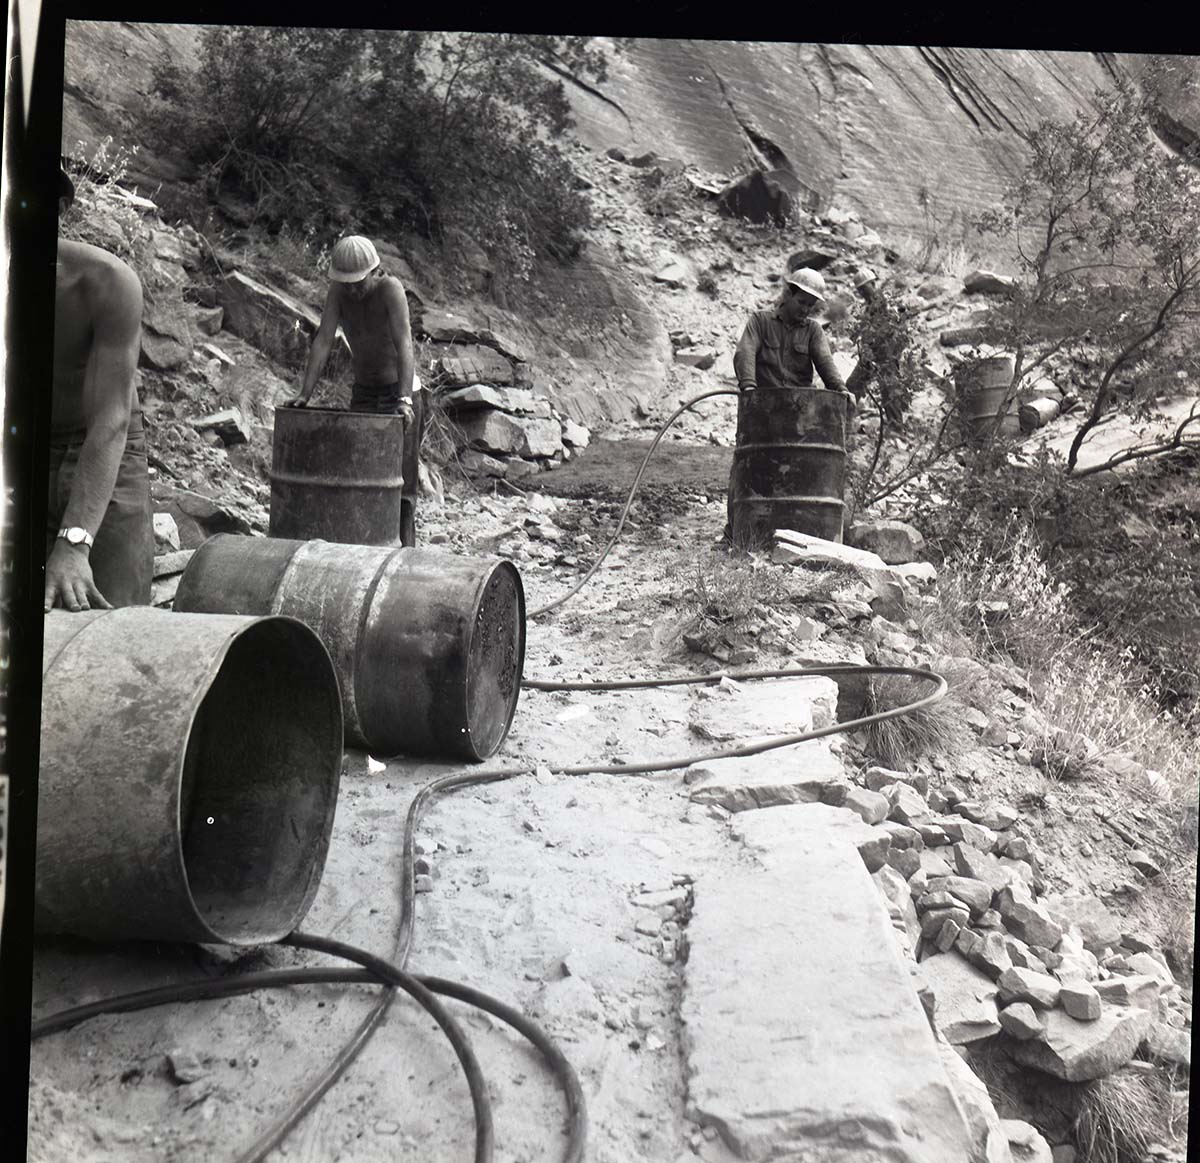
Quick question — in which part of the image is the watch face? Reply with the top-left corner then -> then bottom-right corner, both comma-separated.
67,528 -> 87,544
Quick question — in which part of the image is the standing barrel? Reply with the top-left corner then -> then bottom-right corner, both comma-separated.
270,405 -> 406,545
955,355 -> 1020,440
174,536 -> 525,760
38,608 -> 343,944
730,386 -> 847,548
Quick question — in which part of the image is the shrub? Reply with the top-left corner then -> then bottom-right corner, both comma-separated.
147,29 -> 614,285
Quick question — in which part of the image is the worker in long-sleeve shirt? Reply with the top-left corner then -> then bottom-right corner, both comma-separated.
724,267 -> 852,547
733,267 -> 846,393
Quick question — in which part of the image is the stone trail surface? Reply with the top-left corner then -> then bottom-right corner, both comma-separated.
683,803 -> 979,1161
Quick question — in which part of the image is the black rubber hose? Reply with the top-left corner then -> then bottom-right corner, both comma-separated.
33,964 -> 588,1163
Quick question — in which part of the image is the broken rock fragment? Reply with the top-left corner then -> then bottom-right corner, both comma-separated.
1008,1007 -> 1153,1081
999,1002 -> 1044,1041
997,967 -> 1061,1009
1058,980 -> 1102,1021
919,951 -> 1001,1044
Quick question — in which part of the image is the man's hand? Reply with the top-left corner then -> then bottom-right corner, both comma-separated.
398,397 -> 415,424
739,383 -> 756,393
44,542 -> 112,613
281,390 -> 311,408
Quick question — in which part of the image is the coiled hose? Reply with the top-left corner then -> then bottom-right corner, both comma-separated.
33,388 -> 945,1163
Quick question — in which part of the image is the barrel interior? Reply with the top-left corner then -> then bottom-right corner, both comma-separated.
178,618 -> 343,944
463,564 -> 525,759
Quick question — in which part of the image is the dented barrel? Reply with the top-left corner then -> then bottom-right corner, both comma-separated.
730,386 -> 848,547
175,535 -> 525,760
270,405 -> 406,545
38,608 -> 343,944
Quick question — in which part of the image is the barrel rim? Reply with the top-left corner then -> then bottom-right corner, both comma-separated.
461,557 -> 526,761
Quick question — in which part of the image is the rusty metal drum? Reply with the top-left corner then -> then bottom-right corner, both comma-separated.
270,405 -> 406,545
730,386 -> 848,547
174,535 -> 525,760
955,355 -> 1020,440
37,608 -> 343,944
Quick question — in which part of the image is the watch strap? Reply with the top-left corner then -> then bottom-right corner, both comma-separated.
57,527 -> 95,549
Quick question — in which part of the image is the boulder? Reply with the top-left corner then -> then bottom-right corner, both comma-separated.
192,304 -> 224,336
864,765 -> 928,797
456,411 -> 562,459
149,483 -> 255,549
1008,1006 -> 1153,1081
435,344 -> 515,387
937,816 -> 999,852
786,246 -> 839,272
997,967 -> 1061,1009
1092,975 -> 1163,1012
191,407 -> 251,446
1059,981 -> 1102,1021
956,929 -> 1014,981
1041,892 -> 1122,955
457,449 -> 509,478
1002,1119 -> 1053,1163
847,519 -> 927,565
441,385 -> 552,418
152,512 -> 181,553
842,786 -> 890,825
925,876 -> 993,918
560,419 -> 590,448
1141,1020 -> 1191,1069
717,168 -> 816,227
935,1040 -> 1012,1163
1123,952 -> 1174,990
885,781 -> 931,827
999,1003 -> 1044,1041
653,257 -> 692,288
995,883 -> 1063,949
963,269 -> 1017,296
921,906 -> 971,938
218,270 -> 320,368
880,821 -> 924,851
772,529 -> 909,618
954,842 -> 1022,891
674,346 -> 717,370
919,951 -> 1001,1043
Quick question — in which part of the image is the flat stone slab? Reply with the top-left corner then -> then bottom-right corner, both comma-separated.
684,809 -> 977,1161
689,675 -> 838,745
732,803 -> 892,873
687,739 -> 844,812
919,951 -> 1002,1044
1008,1006 -> 1152,1081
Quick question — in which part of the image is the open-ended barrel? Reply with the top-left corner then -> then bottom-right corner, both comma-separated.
174,536 -> 525,760
270,405 -> 405,545
955,355 -> 1020,441
38,608 -> 343,944
730,386 -> 848,547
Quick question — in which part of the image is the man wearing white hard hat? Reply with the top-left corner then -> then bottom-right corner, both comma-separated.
732,267 -> 846,395
285,235 -> 423,545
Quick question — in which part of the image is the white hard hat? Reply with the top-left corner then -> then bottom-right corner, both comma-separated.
329,236 -> 381,282
853,267 -> 878,289
784,267 -> 827,301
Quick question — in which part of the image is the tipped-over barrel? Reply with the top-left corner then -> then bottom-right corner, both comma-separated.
174,536 -> 525,760
38,608 -> 343,945
730,386 -> 848,547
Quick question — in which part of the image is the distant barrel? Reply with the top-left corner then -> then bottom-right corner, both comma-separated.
270,405 -> 405,545
956,355 -> 1020,440
38,608 -> 343,944
1019,397 -> 1061,433
730,386 -> 847,547
175,535 -> 525,760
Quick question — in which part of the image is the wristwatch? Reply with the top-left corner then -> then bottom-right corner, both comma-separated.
57,526 -> 94,549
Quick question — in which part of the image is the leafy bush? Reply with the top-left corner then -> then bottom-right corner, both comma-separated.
147,29 -> 614,285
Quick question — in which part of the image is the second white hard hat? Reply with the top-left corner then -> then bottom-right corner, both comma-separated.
329,235 -> 381,282
784,267 -> 827,301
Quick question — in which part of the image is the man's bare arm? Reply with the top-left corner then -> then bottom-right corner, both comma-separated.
289,285 -> 343,405
383,280 -> 415,398
45,260 -> 142,611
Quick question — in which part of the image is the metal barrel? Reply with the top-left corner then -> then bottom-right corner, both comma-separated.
730,386 -> 847,547
1019,396 -> 1061,433
38,608 -> 343,945
270,405 -> 406,546
955,355 -> 1021,440
174,535 -> 526,760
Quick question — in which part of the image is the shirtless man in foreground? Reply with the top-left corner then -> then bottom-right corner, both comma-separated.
285,235 -> 422,545
46,169 -> 153,611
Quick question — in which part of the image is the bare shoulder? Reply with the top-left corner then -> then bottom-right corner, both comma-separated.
378,274 -> 410,315
60,240 -> 142,330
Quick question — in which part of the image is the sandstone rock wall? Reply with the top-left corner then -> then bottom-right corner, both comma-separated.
559,41 -> 1136,243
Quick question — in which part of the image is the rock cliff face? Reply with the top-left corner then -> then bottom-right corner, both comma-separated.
559,41 -> 1151,242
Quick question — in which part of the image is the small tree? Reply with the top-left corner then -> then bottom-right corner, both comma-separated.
974,65 -> 1200,474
